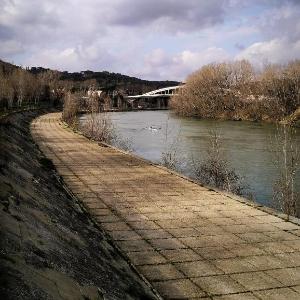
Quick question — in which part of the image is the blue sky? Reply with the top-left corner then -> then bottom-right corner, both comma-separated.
1,0 -> 300,81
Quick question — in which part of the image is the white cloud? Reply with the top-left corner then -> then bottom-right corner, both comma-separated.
144,49 -> 172,67
176,47 -> 230,69
24,45 -> 116,72
233,1 -> 300,67
0,40 -> 24,56
108,0 -> 226,32
258,3 -> 300,42
236,38 -> 300,67
139,47 -> 230,81
0,0 -> 300,80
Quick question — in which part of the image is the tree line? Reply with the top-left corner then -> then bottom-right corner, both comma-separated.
0,59 -> 180,111
0,61 -> 68,110
171,60 -> 300,124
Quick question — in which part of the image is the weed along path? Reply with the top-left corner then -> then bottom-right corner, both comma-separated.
31,112 -> 300,300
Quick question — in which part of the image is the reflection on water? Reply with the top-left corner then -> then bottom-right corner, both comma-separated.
91,111 -> 300,214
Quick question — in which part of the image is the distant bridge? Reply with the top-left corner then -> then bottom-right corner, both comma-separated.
126,85 -> 183,99
125,85 -> 183,109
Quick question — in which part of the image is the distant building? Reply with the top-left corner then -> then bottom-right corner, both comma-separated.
87,89 -> 103,97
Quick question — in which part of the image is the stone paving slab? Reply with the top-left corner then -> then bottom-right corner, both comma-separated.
31,112 -> 300,300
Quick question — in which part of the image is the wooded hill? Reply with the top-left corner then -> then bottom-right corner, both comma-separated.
29,65 -> 179,94
0,59 -> 179,110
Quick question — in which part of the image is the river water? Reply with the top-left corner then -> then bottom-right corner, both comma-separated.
83,110 -> 300,214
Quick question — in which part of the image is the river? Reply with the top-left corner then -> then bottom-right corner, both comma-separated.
82,110 -> 300,215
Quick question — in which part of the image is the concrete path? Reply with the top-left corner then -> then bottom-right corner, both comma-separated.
31,112 -> 300,300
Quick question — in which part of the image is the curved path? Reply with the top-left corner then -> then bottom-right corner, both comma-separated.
31,112 -> 300,300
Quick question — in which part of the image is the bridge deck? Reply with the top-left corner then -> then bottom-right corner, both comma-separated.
31,112 -> 300,300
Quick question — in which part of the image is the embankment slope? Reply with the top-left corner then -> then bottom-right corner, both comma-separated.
0,110 -> 157,300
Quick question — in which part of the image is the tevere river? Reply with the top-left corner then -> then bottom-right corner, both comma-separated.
84,110 -> 300,214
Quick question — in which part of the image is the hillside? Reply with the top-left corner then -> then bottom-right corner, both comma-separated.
29,66 -> 179,94
0,59 -> 20,74
0,59 -> 179,95
0,59 -> 180,110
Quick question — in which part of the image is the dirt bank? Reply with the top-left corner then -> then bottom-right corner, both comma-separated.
0,110 -> 158,300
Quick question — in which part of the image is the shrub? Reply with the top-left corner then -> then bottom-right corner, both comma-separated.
171,61 -> 254,118
271,125 -> 299,219
161,117 -> 182,170
62,92 -> 80,127
171,60 -> 300,123
193,130 -> 247,195
80,113 -> 115,143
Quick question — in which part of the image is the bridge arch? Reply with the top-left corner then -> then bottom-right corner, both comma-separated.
124,85 -> 183,109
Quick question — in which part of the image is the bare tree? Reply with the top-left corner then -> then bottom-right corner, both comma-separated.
171,60 -> 300,123
161,116 -> 182,170
192,129 -> 247,195
14,69 -> 25,107
0,71 -> 14,109
81,113 -> 115,143
272,125 -> 299,219
62,91 -> 80,127
80,92 -> 116,143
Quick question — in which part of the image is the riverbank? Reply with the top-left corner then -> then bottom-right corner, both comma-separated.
96,110 -> 300,213
281,107 -> 300,127
31,112 -> 300,299
170,101 -> 300,126
0,110 -> 158,299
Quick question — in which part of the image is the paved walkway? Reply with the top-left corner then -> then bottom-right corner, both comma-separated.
31,113 -> 300,300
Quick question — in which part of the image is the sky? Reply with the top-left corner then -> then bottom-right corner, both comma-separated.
1,0 -> 300,81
